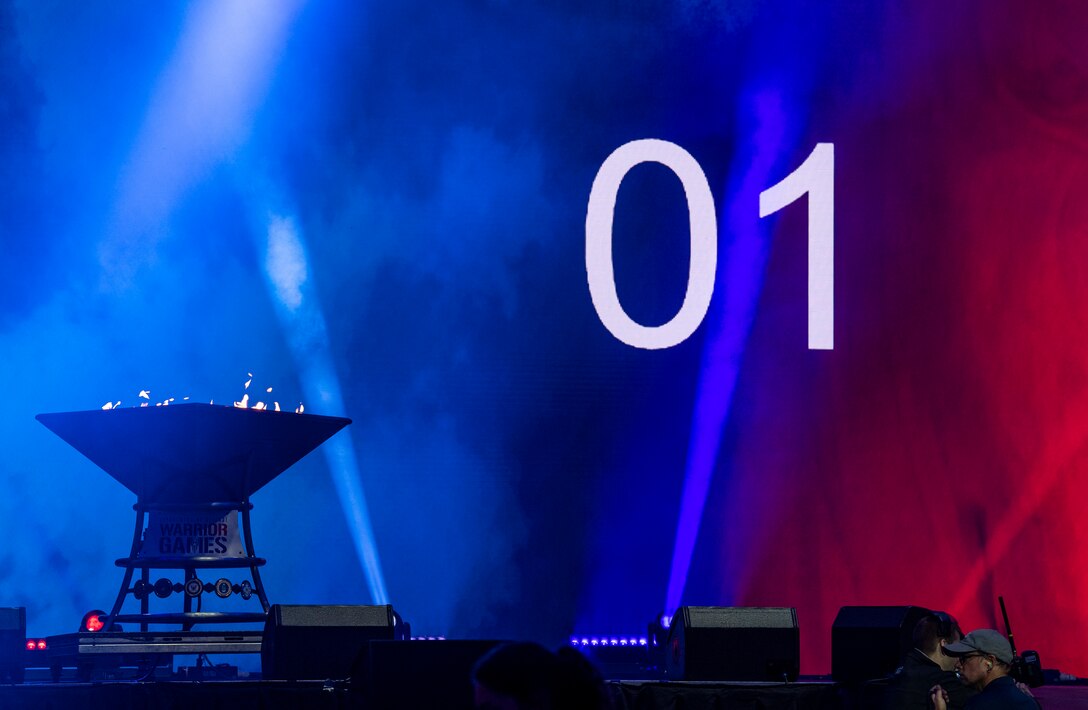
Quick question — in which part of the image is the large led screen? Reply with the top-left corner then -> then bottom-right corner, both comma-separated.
1,0 -> 1085,674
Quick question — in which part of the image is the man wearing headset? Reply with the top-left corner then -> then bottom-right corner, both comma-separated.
883,611 -> 976,709
930,629 -> 1039,709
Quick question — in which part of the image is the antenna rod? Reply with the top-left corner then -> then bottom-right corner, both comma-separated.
998,595 -> 1018,656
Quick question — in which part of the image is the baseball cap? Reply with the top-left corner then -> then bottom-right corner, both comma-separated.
941,629 -> 1014,664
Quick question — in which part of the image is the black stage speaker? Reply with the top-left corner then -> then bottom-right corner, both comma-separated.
364,639 -> 504,709
665,606 -> 799,681
0,607 -> 26,684
261,604 -> 397,681
831,605 -> 931,683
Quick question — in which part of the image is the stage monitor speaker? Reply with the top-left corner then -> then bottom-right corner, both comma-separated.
831,605 -> 931,683
665,606 -> 799,681
261,604 -> 398,681
0,607 -> 26,684
363,639 -> 504,709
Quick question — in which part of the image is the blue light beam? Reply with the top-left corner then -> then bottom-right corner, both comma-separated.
262,214 -> 389,605
665,89 -> 790,615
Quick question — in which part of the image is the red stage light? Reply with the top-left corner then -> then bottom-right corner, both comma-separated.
81,610 -> 106,632
37,640 -> 47,650
25,640 -> 34,651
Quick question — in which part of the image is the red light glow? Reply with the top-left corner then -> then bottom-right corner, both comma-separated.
84,614 -> 104,632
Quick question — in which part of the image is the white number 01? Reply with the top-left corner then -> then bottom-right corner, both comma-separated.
586,141 -> 834,350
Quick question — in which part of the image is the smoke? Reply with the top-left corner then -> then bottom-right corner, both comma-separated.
0,0 -> 756,644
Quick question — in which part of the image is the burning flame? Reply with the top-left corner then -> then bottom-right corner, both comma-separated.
99,375 -> 304,414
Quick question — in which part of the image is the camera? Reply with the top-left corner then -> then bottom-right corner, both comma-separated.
999,596 -> 1044,688
1010,649 -> 1044,688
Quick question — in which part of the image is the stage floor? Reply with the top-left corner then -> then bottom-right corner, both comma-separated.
0,679 -> 1083,710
